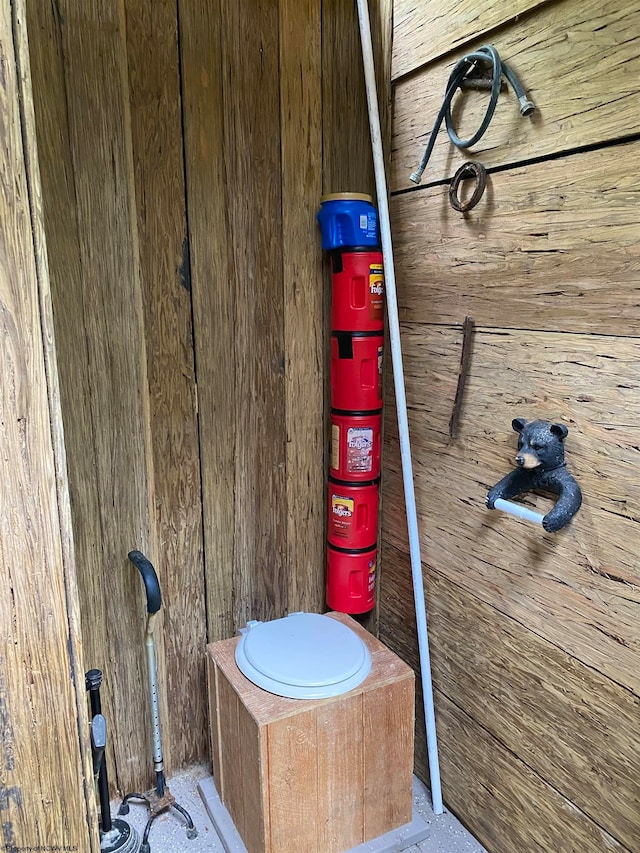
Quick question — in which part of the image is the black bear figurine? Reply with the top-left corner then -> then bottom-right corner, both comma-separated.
486,418 -> 582,532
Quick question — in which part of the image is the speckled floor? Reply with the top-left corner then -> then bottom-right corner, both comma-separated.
110,764 -> 487,853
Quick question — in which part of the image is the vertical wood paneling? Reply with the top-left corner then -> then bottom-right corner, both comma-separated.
180,0 -> 289,638
322,0 -> 375,195
124,0 -> 207,772
222,0 -> 287,628
177,2 -> 235,642
316,696 -> 364,851
15,0 -> 98,841
37,0 -> 155,794
280,0 -> 325,613
363,678 -> 414,839
25,0 -> 115,781
22,0 -> 389,802
0,0 -> 94,846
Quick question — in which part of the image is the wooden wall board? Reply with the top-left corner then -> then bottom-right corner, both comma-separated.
380,545 -> 640,851
280,0 -> 326,614
379,558 -> 630,853
390,140 -> 640,334
221,0 -> 287,629
181,0 -> 290,634
16,0 -> 98,840
36,0 -> 155,794
25,0 -> 116,784
177,1 -> 236,641
381,324 -> 640,696
0,0 -> 94,845
391,0 -> 640,190
124,0 -> 207,771
322,0 -> 375,195
392,0 -> 552,80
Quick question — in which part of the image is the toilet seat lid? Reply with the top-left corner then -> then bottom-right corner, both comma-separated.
235,612 -> 372,699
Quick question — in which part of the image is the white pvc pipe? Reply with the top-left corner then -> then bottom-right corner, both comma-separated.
494,498 -> 545,525
356,0 -> 443,816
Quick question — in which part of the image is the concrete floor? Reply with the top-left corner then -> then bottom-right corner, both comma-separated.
110,764 -> 487,853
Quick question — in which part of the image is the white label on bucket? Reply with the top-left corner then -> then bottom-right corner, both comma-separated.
346,427 -> 373,473
359,214 -> 368,229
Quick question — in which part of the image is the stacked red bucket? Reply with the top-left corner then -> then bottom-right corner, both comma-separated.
317,193 -> 385,614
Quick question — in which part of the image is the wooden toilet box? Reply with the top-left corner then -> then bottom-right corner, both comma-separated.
206,612 -> 415,853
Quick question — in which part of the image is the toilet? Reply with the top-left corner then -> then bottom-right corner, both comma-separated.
206,611 -> 415,853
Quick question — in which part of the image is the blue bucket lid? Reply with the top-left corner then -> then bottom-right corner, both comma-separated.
235,612 -> 372,699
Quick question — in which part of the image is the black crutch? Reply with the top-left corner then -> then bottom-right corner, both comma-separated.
118,550 -> 197,853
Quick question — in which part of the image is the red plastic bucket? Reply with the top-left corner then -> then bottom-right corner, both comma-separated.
327,478 -> 379,550
326,544 -> 377,614
330,410 -> 382,481
331,332 -> 383,412
330,249 -> 384,332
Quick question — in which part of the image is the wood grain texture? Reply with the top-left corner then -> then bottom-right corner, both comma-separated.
363,677 -> 414,840
124,0 -> 207,772
316,696 -> 364,851
25,0 -> 117,786
280,0 -> 325,614
15,0 -> 98,842
391,0 -> 640,189
322,0 -> 375,195
0,0 -> 93,845
180,0 -> 288,635
267,709 -> 319,853
390,141 -> 640,333
217,669 -> 268,853
177,1 -> 235,641
431,689 -> 627,852
207,656 -> 222,793
382,324 -> 640,696
37,0 -> 155,795
223,0 -> 287,630
381,544 -> 640,851
392,0 -> 552,80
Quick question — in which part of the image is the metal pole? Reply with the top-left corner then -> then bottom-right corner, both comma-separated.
355,0 -> 444,814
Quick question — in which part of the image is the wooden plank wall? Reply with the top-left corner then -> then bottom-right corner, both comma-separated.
0,0 -> 97,847
381,0 -> 640,851
24,0 -> 389,795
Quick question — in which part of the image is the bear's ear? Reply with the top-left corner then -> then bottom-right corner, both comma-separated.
550,423 -> 569,440
512,417 -> 527,433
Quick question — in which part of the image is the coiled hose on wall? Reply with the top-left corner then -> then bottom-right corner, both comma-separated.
410,44 -> 535,184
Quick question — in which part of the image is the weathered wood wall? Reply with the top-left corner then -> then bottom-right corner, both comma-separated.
24,0 -> 388,797
381,0 -> 640,851
0,1 -> 97,848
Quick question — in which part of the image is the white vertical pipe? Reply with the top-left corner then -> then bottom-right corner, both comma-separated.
356,0 -> 444,815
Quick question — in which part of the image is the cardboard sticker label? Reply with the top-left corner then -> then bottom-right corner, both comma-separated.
369,265 -> 384,321
346,427 -> 373,473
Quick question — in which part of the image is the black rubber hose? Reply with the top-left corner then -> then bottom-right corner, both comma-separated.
410,45 -> 535,184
